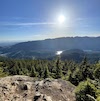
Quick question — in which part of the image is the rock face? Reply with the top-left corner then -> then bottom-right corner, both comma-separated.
0,75 -> 75,101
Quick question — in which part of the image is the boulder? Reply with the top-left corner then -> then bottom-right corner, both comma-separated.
0,76 -> 75,101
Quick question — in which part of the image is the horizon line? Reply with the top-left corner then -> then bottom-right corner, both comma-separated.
0,36 -> 100,43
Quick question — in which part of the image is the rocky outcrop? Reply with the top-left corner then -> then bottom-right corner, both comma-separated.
0,75 -> 75,101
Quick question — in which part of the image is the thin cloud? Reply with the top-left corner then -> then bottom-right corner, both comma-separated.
0,22 -> 56,26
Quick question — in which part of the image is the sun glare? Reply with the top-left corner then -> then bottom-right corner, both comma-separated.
58,15 -> 66,24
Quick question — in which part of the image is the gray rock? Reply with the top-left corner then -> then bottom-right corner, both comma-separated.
0,76 -> 75,101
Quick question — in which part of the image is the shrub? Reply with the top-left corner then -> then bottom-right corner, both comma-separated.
75,80 -> 97,101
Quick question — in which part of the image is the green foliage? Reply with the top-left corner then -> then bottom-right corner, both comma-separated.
96,96 -> 100,101
69,57 -> 94,86
94,62 -> 100,80
55,58 -> 63,79
80,57 -> 94,80
96,88 -> 100,101
75,80 -> 97,101
0,57 -> 99,101
68,68 -> 84,86
0,67 -> 7,77
30,66 -> 38,77
43,65 -> 50,79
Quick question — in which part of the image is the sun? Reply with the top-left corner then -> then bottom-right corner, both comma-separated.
58,15 -> 66,24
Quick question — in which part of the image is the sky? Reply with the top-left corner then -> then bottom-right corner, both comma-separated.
0,0 -> 100,42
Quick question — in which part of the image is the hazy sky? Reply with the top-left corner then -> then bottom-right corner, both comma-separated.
0,0 -> 100,42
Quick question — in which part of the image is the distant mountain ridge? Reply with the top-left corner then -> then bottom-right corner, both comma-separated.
3,36 -> 100,52
0,37 -> 100,61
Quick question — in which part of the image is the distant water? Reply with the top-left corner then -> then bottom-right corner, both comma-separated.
56,51 -> 63,55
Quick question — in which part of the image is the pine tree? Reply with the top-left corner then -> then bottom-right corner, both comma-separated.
30,66 -> 37,77
94,62 -> 100,80
80,57 -> 93,80
55,57 -> 62,79
43,65 -> 50,79
12,63 -> 20,75
75,80 -> 97,101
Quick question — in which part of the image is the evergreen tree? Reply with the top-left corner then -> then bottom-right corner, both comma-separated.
75,80 -> 97,101
30,66 -> 37,77
68,57 -> 94,86
11,63 -> 20,75
43,65 -> 50,79
94,62 -> 100,80
80,57 -> 93,80
55,57 -> 62,79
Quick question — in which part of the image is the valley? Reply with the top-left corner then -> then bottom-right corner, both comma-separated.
0,37 -> 100,63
